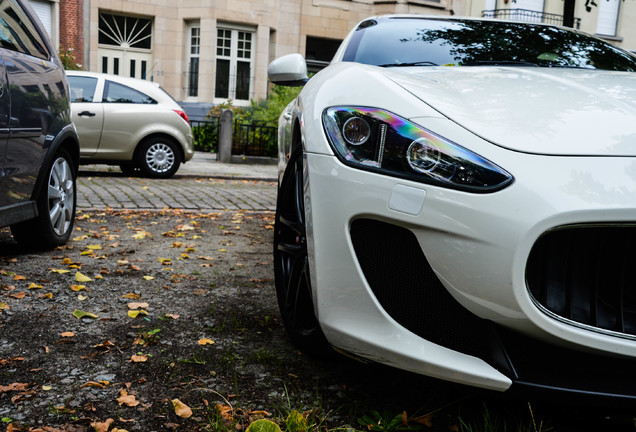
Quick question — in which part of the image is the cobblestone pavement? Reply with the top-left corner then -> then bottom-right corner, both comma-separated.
77,174 -> 277,210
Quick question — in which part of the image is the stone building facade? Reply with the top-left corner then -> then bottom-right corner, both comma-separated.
51,0 -> 456,118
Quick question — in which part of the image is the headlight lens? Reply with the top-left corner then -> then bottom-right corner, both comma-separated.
322,107 -> 513,192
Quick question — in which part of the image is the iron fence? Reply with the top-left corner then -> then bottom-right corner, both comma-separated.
232,122 -> 278,157
482,9 -> 581,29
191,118 -> 219,153
190,117 -> 277,157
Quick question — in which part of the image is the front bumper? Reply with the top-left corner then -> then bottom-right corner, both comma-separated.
303,149 -> 636,396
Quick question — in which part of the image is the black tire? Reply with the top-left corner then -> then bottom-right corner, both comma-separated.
11,148 -> 76,249
274,149 -> 331,356
137,137 -> 181,178
120,163 -> 140,176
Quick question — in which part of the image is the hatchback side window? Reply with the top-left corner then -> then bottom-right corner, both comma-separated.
103,81 -> 156,104
68,76 -> 98,102
0,0 -> 49,59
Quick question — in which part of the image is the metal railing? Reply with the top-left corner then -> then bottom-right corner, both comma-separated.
482,8 -> 581,29
190,117 -> 277,157
232,122 -> 277,157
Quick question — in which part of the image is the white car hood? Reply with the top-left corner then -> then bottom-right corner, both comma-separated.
387,67 -> 636,156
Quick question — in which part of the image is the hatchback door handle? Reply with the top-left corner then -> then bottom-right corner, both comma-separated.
78,111 -> 96,117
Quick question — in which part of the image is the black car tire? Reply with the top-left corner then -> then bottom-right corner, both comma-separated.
273,149 -> 332,356
137,137 -> 181,178
11,148 -> 76,249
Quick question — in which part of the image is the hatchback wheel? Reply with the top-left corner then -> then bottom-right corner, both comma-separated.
138,137 -> 181,178
11,148 -> 76,249
274,150 -> 331,356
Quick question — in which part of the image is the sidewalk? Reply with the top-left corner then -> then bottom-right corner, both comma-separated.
79,151 -> 278,182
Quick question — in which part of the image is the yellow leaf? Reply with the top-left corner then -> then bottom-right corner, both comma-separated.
143,275 -> 154,281
38,293 -> 53,299
172,398 -> 193,418
80,250 -> 95,256
42,385 -> 52,391
123,293 -> 141,299
127,309 -> 148,318
198,338 -> 215,345
72,234 -> 89,241
86,244 -> 102,250
117,259 -> 129,266
50,269 -> 71,274
132,231 -> 149,239
0,302 -> 9,311
62,258 -> 72,265
13,275 -> 26,281
158,257 -> 171,263
28,283 -> 43,290
219,249 -> 227,252
75,272 -> 92,282
77,294 -> 88,301
71,284 -> 86,291
73,309 -> 98,319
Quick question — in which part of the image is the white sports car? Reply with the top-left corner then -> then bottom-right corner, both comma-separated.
269,15 -> 636,399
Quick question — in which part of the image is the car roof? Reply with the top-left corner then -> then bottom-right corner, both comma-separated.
65,70 -> 176,103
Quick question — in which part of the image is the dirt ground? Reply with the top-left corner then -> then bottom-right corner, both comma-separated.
1,209 -> 635,432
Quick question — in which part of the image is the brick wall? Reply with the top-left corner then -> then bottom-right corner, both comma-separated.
59,0 -> 83,68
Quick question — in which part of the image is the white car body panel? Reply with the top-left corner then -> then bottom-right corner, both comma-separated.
271,15 -> 636,397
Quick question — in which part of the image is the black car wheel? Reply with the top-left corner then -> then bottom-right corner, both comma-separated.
11,148 -> 76,249
137,137 -> 181,178
274,149 -> 331,356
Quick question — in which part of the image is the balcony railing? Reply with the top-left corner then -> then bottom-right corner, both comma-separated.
482,8 -> 581,29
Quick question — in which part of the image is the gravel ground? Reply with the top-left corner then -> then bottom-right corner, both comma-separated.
1,209 -> 635,432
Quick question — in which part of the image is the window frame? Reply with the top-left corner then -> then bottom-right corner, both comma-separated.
214,24 -> 255,105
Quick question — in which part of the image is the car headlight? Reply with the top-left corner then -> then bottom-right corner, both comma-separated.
322,107 -> 513,192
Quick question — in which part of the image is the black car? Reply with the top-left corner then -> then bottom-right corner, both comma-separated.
0,0 -> 80,248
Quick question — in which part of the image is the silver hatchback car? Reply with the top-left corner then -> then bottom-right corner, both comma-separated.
67,71 -> 194,178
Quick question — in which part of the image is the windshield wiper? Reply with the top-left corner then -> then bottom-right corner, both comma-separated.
377,61 -> 439,67
461,60 -> 540,67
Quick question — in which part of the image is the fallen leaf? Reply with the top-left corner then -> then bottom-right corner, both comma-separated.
70,284 -> 86,291
91,418 -> 114,432
127,302 -> 149,310
28,283 -> 43,290
78,294 -> 88,301
86,244 -> 102,250
143,275 -> 154,281
42,385 -> 52,391
38,293 -> 53,299
13,275 -> 26,281
10,292 -> 25,299
123,293 -> 141,299
60,332 -> 75,337
127,310 -> 148,318
130,354 -> 148,363
75,272 -> 92,283
0,302 -> 10,311
165,314 -> 179,320
73,309 -> 98,319
172,398 -> 193,418
80,381 -> 107,389
117,389 -> 140,406
198,338 -> 214,345
50,269 -> 71,274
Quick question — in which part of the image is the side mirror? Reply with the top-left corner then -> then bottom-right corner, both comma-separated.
268,53 -> 308,87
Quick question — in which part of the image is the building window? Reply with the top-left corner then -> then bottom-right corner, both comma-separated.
215,26 -> 254,102
596,0 -> 619,37
187,23 -> 200,97
99,13 -> 152,49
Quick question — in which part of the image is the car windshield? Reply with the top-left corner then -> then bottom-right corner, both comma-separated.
342,18 -> 636,71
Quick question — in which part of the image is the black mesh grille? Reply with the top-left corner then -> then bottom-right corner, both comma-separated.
349,218 -> 495,359
527,225 -> 636,336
